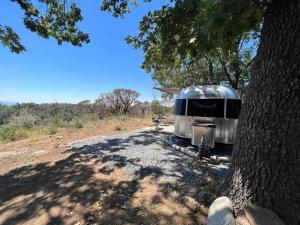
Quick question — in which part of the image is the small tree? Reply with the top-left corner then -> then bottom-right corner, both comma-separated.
96,89 -> 140,115
94,98 -> 108,119
115,89 -> 140,114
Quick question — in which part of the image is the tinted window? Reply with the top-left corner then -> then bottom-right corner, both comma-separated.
187,99 -> 224,118
226,99 -> 241,119
174,99 -> 186,115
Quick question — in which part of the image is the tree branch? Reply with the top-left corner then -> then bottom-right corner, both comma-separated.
217,55 -> 236,88
243,57 -> 255,70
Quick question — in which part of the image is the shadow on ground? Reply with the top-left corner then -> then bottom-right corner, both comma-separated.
0,128 -> 228,225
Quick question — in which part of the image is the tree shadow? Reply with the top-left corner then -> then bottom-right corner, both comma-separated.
0,128 -> 228,225
0,153 -> 125,225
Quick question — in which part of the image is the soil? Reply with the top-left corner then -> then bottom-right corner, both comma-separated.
0,117 -> 152,174
0,120 -> 221,225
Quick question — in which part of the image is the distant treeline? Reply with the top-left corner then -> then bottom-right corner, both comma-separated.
0,89 -> 172,142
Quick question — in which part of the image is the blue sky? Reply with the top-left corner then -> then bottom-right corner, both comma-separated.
0,0 -> 165,103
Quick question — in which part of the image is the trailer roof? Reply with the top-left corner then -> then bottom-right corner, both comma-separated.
176,85 -> 240,99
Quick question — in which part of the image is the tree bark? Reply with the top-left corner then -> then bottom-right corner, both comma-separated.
225,1 -> 300,224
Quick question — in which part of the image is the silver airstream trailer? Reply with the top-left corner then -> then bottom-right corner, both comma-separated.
174,85 -> 241,145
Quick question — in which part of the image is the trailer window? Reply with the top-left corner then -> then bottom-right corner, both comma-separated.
187,99 -> 224,118
174,99 -> 186,115
226,99 -> 241,119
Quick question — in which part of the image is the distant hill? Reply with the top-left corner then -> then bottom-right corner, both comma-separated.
0,101 -> 18,106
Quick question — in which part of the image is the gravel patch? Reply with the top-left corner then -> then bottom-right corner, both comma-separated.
69,126 -> 228,184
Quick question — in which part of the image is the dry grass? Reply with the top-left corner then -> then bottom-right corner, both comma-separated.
0,115 -> 152,146
0,116 -> 153,174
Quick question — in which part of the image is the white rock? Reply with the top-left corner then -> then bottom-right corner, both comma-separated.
208,196 -> 235,225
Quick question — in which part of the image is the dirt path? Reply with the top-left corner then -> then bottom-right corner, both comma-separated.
0,126 -> 226,225
0,117 -> 152,174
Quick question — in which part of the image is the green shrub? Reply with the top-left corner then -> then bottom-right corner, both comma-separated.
0,126 -> 17,141
48,126 -> 58,135
51,118 -> 64,128
73,118 -> 83,129
88,113 -> 99,121
151,100 -> 164,116
0,126 -> 28,142
114,125 -> 122,131
9,109 -> 36,129
15,129 -> 29,140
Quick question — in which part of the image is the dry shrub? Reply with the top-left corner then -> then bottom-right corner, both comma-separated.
114,125 -> 122,131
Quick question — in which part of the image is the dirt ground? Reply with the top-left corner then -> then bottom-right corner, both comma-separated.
0,117 -> 152,174
0,120 -> 221,225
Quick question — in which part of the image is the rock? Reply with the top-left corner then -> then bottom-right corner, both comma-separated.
172,144 -> 180,150
151,204 -> 159,209
87,216 -> 95,222
208,196 -> 235,225
209,155 -> 220,164
66,143 -> 72,148
244,204 -> 286,225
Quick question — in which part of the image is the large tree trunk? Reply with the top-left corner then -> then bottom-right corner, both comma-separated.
225,0 -> 300,224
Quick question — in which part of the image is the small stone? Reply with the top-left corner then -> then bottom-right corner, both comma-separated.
87,216 -> 95,222
210,155 -> 220,164
151,204 -> 159,209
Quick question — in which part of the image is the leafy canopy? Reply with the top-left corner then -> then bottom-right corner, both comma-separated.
102,0 -> 263,51
1,0 -> 260,104
100,0 -> 262,90
2,0 -> 264,73
1,0 -> 90,53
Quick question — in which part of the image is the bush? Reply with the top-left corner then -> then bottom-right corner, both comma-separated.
114,125 -> 122,131
0,126 -> 28,142
15,129 -> 28,140
0,126 -> 17,141
51,118 -> 64,128
87,113 -> 98,122
72,118 -> 83,129
48,126 -> 58,135
31,135 -> 39,142
9,109 -> 37,129
151,100 -> 164,116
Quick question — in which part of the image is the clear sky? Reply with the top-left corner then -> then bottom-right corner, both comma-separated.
0,0 -> 164,104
